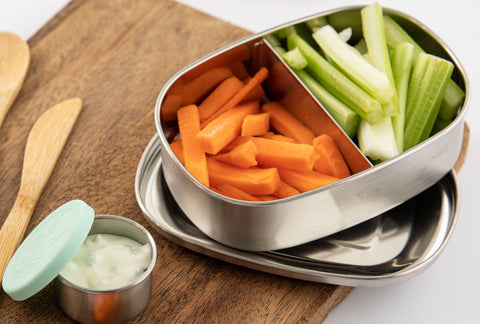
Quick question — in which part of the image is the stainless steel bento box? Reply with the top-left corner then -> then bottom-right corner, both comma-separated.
154,6 -> 469,251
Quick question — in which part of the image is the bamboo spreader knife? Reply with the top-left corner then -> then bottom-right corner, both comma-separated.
0,98 -> 82,281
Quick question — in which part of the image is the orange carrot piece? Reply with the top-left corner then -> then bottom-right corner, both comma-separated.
251,137 -> 315,171
180,66 -> 233,105
197,101 -> 260,155
212,183 -> 260,201
177,105 -> 209,187
170,140 -> 184,164
272,180 -> 300,199
261,101 -> 315,145
278,168 -> 340,193
313,134 -> 351,179
241,113 -> 270,137
162,67 -> 233,121
207,158 -> 281,196
219,136 -> 251,153
242,84 -> 265,102
262,131 -> 296,143
198,76 -> 244,122
201,67 -> 269,127
211,140 -> 257,168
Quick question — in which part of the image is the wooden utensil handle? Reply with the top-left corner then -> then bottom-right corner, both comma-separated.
0,193 -> 36,280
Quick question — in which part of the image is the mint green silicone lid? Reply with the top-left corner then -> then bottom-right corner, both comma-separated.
2,200 -> 94,301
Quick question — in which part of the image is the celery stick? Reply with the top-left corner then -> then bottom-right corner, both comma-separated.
361,3 -> 400,117
358,117 -> 399,161
354,38 -> 368,55
263,34 -> 282,47
276,26 -> 297,39
287,33 -> 384,124
405,53 -> 429,118
391,42 -> 415,153
432,116 -> 451,135
263,34 -> 287,55
282,47 -> 308,69
383,15 -> 423,60
383,15 -> 465,119
312,25 -> 394,105
294,69 -> 360,137
338,27 -> 353,42
439,80 -> 465,120
404,53 -> 454,150
305,16 -> 328,32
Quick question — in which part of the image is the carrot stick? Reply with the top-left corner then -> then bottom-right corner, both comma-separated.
207,158 -> 281,196
219,135 -> 251,153
177,105 -> 209,187
241,113 -> 270,137
211,140 -> 257,168
212,184 -> 261,201
261,131 -> 296,143
272,181 -> 300,199
179,66 -> 233,104
201,67 -> 269,127
162,67 -> 233,121
242,84 -> 265,102
261,101 -> 315,144
313,134 -> 351,179
170,140 -> 184,164
198,76 -> 244,122
197,101 -> 260,154
251,137 -> 315,171
278,168 -> 340,192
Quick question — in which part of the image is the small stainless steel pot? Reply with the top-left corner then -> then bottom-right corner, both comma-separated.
55,215 -> 157,324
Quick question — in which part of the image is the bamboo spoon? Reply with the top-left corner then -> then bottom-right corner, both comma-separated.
0,98 -> 82,281
0,32 -> 30,128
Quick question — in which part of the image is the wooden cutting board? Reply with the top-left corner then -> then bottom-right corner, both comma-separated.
0,0 -> 353,322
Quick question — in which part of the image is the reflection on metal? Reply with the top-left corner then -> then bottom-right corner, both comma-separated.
135,135 -> 458,287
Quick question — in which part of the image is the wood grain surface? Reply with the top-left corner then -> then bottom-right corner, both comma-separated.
0,0 -> 352,322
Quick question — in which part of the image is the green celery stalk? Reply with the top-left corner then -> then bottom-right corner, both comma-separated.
354,38 -> 368,55
439,80 -> 465,120
287,33 -> 384,124
404,53 -> 454,150
383,15 -> 465,120
305,16 -> 328,32
405,53 -> 430,118
282,47 -> 308,69
390,42 -> 415,153
358,117 -> 399,161
432,116 -> 452,135
361,2 -> 400,117
312,25 -> 394,104
383,15 -> 423,60
275,26 -> 297,39
294,69 -> 360,137
276,23 -> 319,50
263,34 -> 287,55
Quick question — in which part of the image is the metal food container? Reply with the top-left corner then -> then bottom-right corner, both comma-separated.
154,6 -> 469,251
55,215 -> 157,324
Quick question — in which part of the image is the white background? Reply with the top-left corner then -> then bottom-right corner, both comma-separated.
1,0 -> 479,323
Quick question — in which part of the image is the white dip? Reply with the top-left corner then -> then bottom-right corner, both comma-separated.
60,233 -> 151,290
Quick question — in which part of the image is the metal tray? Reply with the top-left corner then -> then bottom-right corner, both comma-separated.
135,134 -> 459,287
